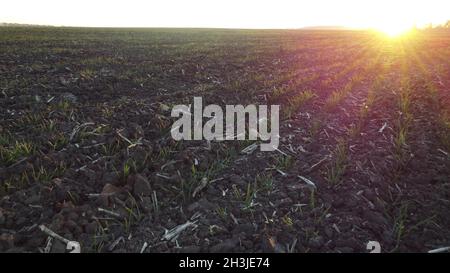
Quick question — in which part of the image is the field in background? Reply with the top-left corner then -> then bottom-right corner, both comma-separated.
0,27 -> 449,252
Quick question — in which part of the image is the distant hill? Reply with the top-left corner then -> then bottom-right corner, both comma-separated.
0,22 -> 54,27
302,26 -> 354,30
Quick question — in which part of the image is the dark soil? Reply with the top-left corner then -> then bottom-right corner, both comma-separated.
0,27 -> 449,253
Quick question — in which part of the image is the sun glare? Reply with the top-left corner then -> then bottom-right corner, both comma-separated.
375,22 -> 414,37
380,27 -> 411,37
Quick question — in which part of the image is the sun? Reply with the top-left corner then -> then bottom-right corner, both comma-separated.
379,26 -> 412,37
374,22 -> 414,37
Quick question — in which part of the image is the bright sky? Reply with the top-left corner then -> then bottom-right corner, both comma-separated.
0,0 -> 448,29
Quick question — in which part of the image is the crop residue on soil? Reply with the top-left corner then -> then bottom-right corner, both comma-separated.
0,27 -> 449,253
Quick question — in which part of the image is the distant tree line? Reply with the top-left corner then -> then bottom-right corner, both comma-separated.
428,20 -> 450,29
